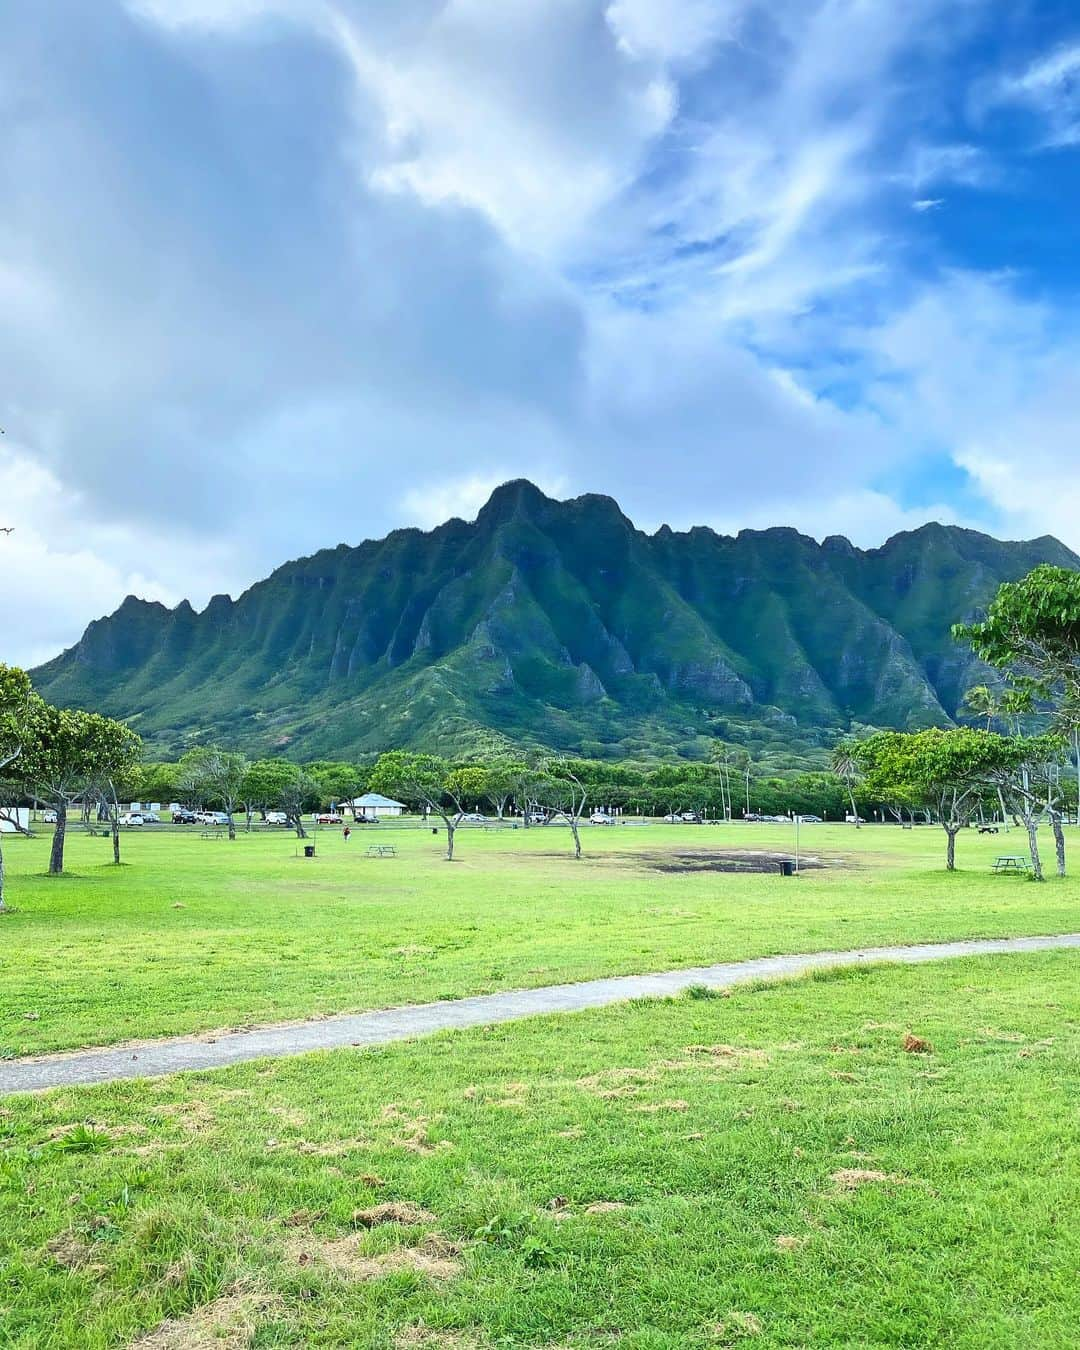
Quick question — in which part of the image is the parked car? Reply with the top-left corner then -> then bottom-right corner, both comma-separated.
194,811 -> 229,827
461,812 -> 486,823
172,809 -> 198,824
119,812 -> 147,826
316,812 -> 343,825
590,812 -> 616,825
264,811 -> 289,826
796,814 -> 822,824
42,809 -> 58,824
528,812 -> 548,824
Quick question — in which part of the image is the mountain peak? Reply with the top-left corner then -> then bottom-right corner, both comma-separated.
476,479 -> 552,527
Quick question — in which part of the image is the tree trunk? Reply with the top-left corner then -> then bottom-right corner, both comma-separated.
1023,815 -> 1044,881
569,815 -> 582,859
1050,810 -> 1066,878
0,837 -> 6,912
227,811 -> 236,841
996,786 -> 1009,832
847,788 -> 860,828
112,804 -> 121,866
49,803 -> 67,875
945,824 -> 958,871
445,818 -> 455,861
292,814 -> 307,839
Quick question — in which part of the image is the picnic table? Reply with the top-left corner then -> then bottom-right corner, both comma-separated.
200,829 -> 225,839
978,825 -> 1000,835
366,844 -> 397,857
993,855 -> 1029,873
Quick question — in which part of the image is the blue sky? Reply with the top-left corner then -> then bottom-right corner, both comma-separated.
2,0 -> 1080,665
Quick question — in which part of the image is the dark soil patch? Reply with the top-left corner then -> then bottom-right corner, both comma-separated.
638,850 -> 832,874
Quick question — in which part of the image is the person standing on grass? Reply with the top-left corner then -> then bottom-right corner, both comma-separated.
343,824 -> 351,843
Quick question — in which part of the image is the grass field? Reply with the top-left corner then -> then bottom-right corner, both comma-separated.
2,822 -> 1078,1056
2,951 -> 1077,1347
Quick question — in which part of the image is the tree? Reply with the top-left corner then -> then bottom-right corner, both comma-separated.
305,761 -> 365,811
18,706 -> 141,875
181,747 -> 250,839
481,757 -> 526,820
237,760 -> 316,838
955,566 -> 1080,725
830,738 -> 864,827
960,687 -> 1011,828
534,758 -> 590,859
981,734 -> 1067,881
855,728 -> 1011,870
0,666 -> 37,911
368,752 -> 482,861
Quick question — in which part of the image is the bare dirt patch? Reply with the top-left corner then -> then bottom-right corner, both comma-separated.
396,1327 -> 482,1349
129,1291 -> 282,1349
901,1033 -> 933,1054
288,1232 -> 462,1282
45,1229 -> 104,1272
353,1202 -> 438,1228
632,849 -> 834,875
830,1168 -> 909,1191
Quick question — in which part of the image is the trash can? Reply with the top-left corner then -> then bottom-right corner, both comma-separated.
304,845 -> 315,858
432,827 -> 438,835
779,859 -> 795,877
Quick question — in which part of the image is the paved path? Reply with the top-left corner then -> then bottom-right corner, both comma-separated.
4,933 -> 1078,1096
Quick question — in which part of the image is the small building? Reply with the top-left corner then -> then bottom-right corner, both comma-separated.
0,807 -> 30,834
350,792 -> 406,819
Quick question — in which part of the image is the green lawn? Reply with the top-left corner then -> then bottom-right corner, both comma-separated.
1,951 -> 1077,1347
2,822 -> 1078,1055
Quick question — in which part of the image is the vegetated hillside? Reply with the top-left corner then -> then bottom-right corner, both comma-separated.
30,480 -> 1078,763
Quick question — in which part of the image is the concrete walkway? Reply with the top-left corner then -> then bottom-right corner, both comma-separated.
4,932 -> 1078,1096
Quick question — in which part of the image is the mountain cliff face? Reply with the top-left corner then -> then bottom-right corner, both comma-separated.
30,481 -> 1079,761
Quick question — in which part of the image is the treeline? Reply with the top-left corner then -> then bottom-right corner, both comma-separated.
128,753 -> 855,823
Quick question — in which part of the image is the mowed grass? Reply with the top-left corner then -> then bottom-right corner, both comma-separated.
2,822 -> 1078,1054
1,951 -> 1077,1348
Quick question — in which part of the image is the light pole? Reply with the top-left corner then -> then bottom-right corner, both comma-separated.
793,813 -> 800,874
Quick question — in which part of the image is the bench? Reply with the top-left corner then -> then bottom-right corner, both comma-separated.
366,844 -> 397,857
978,825 -> 1000,835
993,855 -> 1029,873
200,829 -> 225,839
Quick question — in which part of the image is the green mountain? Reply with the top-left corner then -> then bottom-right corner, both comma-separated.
30,481 -> 1078,763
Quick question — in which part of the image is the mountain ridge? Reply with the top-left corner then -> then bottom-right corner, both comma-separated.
30,482 -> 1079,763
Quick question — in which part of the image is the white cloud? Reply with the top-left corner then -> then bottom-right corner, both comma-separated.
1,0 -> 1077,678
981,41 -> 1080,145
605,0 -> 742,65
400,471 -> 571,531
864,271 -> 1080,548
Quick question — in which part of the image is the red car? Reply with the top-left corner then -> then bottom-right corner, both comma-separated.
316,812 -> 343,825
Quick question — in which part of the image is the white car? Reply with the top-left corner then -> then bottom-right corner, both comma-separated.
461,812 -> 486,823
119,812 -> 147,826
590,812 -> 616,824
265,811 -> 288,826
42,809 -> 58,824
195,811 -> 229,826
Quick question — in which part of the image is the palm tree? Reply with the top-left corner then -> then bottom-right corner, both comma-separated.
830,739 -> 862,828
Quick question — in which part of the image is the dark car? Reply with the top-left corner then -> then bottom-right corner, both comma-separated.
172,809 -> 198,825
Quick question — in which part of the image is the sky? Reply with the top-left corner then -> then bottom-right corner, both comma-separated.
3,0 -> 1080,667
